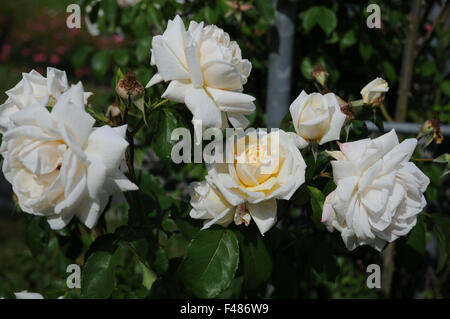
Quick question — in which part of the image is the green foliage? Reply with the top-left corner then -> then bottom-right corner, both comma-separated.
235,224 -> 272,292
178,227 -> 239,298
81,235 -> 119,298
300,6 -> 337,35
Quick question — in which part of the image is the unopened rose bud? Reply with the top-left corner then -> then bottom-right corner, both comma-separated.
115,72 -> 145,102
360,77 -> 389,107
311,64 -> 329,87
106,103 -> 121,117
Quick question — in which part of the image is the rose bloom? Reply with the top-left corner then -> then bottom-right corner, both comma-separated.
289,90 -> 346,146
360,77 -> 389,106
190,129 -> 306,235
146,15 -> 255,142
0,83 -> 137,229
322,130 -> 430,251
0,67 -> 91,134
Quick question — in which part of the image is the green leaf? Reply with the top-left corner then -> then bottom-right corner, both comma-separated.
91,50 -> 110,78
112,48 -> 129,67
25,216 -> 50,256
359,43 -> 372,62
382,61 -> 397,84
280,112 -> 294,132
418,60 -> 437,77
358,107 -> 384,131
173,201 -> 202,242
147,5 -> 163,30
131,12 -> 148,38
351,120 -> 369,136
300,6 -> 337,35
304,150 -> 330,182
301,57 -> 314,80
136,37 -> 152,63
178,227 -> 239,298
432,213 -> 450,272
440,80 -> 450,97
406,215 -> 426,255
165,233 -> 188,259
235,225 -> 272,291
216,276 -> 244,298
72,46 -> 93,70
141,261 -> 157,290
152,246 -> 169,275
307,186 -> 325,228
433,153 -> 450,164
255,0 -> 275,24
340,30 -> 356,51
101,0 -> 118,26
81,234 -> 119,298
150,107 -> 182,161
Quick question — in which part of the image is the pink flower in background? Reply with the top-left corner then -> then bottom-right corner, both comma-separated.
113,35 -> 124,44
56,45 -> 67,55
21,48 -> 31,57
0,43 -> 11,61
50,54 -> 60,65
425,23 -> 432,32
33,52 -> 47,63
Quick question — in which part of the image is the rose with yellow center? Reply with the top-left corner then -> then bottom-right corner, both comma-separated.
189,129 -> 306,235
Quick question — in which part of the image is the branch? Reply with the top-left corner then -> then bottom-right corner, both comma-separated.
395,0 -> 423,122
417,0 -> 449,52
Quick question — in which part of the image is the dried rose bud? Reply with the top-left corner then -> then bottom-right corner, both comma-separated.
311,63 -> 329,87
418,119 -> 443,145
115,72 -> 145,101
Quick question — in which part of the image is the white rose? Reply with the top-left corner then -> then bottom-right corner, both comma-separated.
0,83 -> 138,229
0,67 -> 91,134
322,129 -> 430,251
360,77 -> 389,105
146,15 -> 255,142
197,129 -> 306,235
289,90 -> 346,145
189,180 -> 239,229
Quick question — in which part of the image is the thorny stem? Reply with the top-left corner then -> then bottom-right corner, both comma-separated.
411,158 -> 435,162
422,211 -> 432,218
124,98 -> 168,184
124,96 -> 136,183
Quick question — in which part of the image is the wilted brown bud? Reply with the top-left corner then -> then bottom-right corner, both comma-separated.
335,96 -> 355,119
116,72 -> 145,101
311,63 -> 329,87
418,119 -> 443,145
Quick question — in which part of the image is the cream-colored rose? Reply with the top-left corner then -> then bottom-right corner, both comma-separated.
289,91 -> 346,145
0,67 -> 91,134
322,130 -> 430,251
360,77 -> 389,106
189,180 -> 251,229
195,129 -> 306,235
146,15 -> 255,142
0,83 -> 138,229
